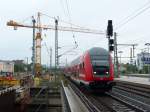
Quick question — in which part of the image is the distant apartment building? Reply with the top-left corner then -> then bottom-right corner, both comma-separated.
0,60 -> 14,75
137,52 -> 150,70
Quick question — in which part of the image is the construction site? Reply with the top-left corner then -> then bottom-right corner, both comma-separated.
0,12 -> 105,112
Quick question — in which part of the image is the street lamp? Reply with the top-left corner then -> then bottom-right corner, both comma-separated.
145,43 -> 150,81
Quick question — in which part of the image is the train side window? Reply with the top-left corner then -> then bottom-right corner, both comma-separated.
83,62 -> 84,68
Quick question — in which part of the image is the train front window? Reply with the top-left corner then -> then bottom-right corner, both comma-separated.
90,55 -> 109,60
90,55 -> 110,76
93,66 -> 109,76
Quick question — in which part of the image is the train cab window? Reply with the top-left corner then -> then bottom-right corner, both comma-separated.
90,54 -> 110,76
93,66 -> 109,76
90,55 -> 109,60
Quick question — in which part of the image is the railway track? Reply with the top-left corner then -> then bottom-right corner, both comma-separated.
67,78 -> 100,112
109,88 -> 150,111
115,81 -> 150,96
110,81 -> 150,111
86,93 -> 140,112
65,77 -> 147,112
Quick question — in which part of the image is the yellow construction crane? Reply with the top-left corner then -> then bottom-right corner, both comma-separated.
7,13 -> 42,76
7,20 -> 104,35
7,14 -> 105,75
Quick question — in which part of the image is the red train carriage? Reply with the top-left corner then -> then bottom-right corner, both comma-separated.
65,47 -> 115,91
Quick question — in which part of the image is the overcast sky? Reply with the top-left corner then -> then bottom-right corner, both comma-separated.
0,0 -> 150,65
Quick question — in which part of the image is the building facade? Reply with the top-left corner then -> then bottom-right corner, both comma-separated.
137,52 -> 150,70
0,60 -> 14,75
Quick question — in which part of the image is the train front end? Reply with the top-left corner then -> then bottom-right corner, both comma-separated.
86,47 -> 115,91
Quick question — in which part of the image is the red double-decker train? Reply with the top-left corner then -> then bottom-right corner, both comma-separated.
65,47 -> 115,91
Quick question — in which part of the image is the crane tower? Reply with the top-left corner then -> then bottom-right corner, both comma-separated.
35,32 -> 42,75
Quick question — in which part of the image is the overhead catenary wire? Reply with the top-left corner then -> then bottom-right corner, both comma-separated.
39,12 -> 100,31
114,1 -> 150,61
44,42 -> 50,55
64,0 -> 72,22
21,16 -> 33,23
115,1 -> 150,30
59,0 -> 68,17
116,1 -> 150,26
63,0 -> 78,48
120,34 -> 150,47
55,0 -> 79,57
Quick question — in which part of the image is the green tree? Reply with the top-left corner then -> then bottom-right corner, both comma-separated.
14,64 -> 25,72
14,62 -> 33,73
124,63 -> 138,74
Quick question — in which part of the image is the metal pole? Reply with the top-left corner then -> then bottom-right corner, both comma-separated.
55,19 -> 58,69
133,45 -> 135,58
54,18 -> 58,82
114,32 -> 116,76
32,17 -> 36,76
132,45 -> 135,69
114,32 -> 119,77
50,47 -> 52,71
118,51 -> 123,76
114,35 -> 116,67
130,48 -> 132,64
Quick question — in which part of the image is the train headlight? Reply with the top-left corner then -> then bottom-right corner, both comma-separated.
106,72 -> 109,74
94,72 -> 96,74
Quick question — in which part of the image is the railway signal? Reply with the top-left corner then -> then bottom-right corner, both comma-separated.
107,20 -> 114,52
109,39 -> 114,52
107,20 -> 113,37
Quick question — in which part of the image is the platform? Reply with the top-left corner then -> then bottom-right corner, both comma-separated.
62,81 -> 89,112
115,75 -> 150,86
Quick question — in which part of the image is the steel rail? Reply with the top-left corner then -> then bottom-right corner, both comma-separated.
114,86 -> 150,98
66,78 -> 101,112
106,91 -> 149,112
64,76 -> 148,112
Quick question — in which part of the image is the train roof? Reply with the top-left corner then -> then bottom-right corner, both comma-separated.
70,47 -> 108,66
88,47 -> 108,56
